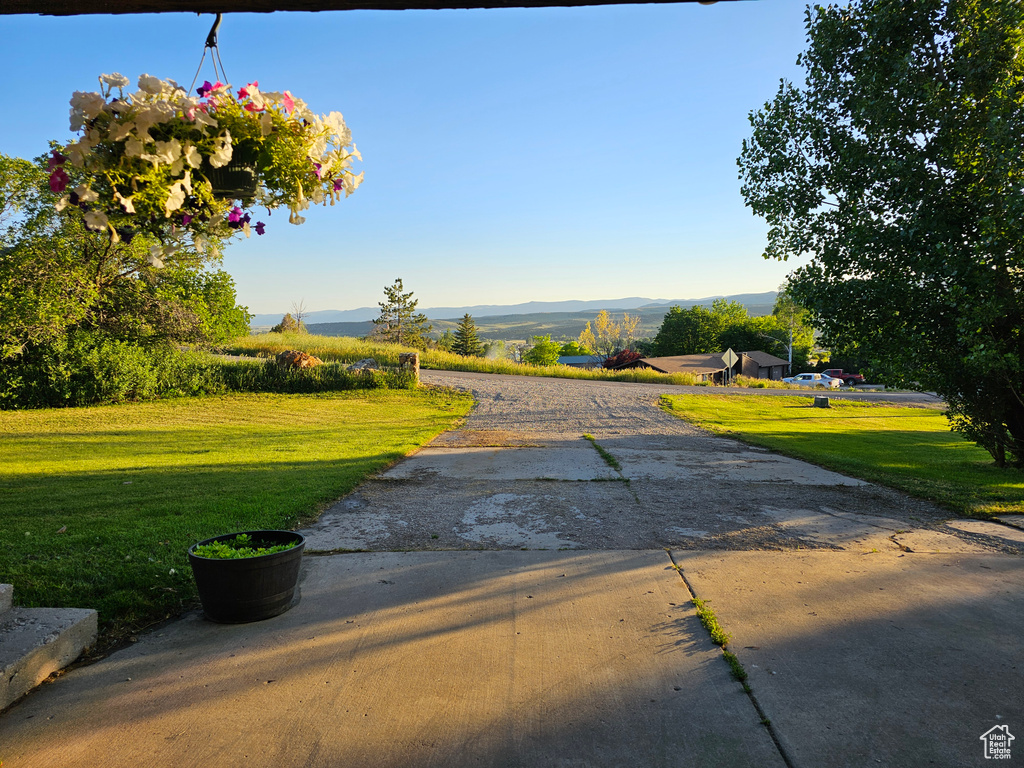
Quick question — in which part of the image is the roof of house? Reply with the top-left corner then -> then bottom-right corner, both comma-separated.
740,350 -> 790,368
634,354 -> 730,376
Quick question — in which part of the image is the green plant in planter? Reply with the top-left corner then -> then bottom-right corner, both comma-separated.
191,532 -> 298,559
50,73 -> 363,263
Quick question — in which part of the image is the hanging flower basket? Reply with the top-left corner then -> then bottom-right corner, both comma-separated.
49,73 -> 363,263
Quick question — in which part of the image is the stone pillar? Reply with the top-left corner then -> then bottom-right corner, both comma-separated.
398,352 -> 420,385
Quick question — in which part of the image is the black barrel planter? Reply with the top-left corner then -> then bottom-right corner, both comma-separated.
188,530 -> 305,623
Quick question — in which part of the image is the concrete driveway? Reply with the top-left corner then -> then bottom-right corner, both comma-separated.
304,371 -> 962,554
2,371 -> 1022,768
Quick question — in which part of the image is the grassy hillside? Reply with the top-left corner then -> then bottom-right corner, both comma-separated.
308,302 -> 776,342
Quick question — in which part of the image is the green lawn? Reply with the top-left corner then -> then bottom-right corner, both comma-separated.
0,389 -> 471,646
660,394 -> 1024,517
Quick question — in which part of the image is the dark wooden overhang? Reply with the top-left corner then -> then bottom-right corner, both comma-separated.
5,0 -> 737,17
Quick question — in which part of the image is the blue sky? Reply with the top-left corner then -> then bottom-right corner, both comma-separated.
0,2 -> 813,314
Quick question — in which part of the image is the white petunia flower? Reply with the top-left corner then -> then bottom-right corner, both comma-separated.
343,171 -> 364,196
74,184 -> 99,203
83,210 -> 108,231
124,136 -> 145,158
259,112 -> 273,137
100,72 -> 130,89
114,190 -> 135,213
140,138 -> 181,168
133,102 -> 176,135
70,91 -> 107,120
183,144 -> 202,168
108,120 -> 136,142
208,131 -> 233,168
192,110 -> 218,130
323,111 -> 351,145
66,136 -> 98,167
138,74 -> 165,95
164,181 -> 187,215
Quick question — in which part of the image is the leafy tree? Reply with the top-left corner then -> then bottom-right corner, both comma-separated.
738,0 -> 1024,466
559,340 -> 591,356
620,312 -> 641,349
592,310 -> 621,355
633,338 -> 655,357
578,322 -> 597,353
436,329 -> 456,351
453,313 -> 483,357
709,299 -> 748,327
652,305 -> 724,356
771,285 -> 815,369
372,278 -> 432,349
0,154 -> 38,230
1,152 -> 249,360
523,334 -> 562,366
481,339 -> 508,360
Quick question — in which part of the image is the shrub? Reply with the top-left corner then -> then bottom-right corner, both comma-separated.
215,359 -> 416,394
603,349 -> 642,369
0,332 -> 219,409
0,333 -> 416,410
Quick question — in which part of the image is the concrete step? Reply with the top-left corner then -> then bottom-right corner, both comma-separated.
0,584 -> 98,710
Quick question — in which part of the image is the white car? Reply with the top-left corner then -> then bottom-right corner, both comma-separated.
783,372 -> 843,389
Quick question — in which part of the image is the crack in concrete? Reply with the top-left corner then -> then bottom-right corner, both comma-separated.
664,549 -> 798,768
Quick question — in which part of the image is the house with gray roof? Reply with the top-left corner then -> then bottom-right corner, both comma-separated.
610,349 -> 789,383
557,355 -> 607,369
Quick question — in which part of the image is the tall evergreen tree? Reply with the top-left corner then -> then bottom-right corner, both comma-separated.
372,278 -> 432,349
452,313 -> 483,357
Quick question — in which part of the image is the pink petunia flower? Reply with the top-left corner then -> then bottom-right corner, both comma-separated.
49,167 -> 70,193
48,149 -> 67,169
238,81 -> 259,100
282,91 -> 295,114
333,178 -> 344,192
228,206 -> 243,224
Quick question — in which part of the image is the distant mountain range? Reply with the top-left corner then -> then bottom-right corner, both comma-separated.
249,292 -> 778,329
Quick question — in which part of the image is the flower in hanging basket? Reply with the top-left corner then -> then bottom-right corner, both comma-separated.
53,73 -> 363,256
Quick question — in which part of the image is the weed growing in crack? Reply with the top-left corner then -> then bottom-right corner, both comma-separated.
582,434 -> 622,471
692,597 -> 731,646
723,650 -> 748,682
